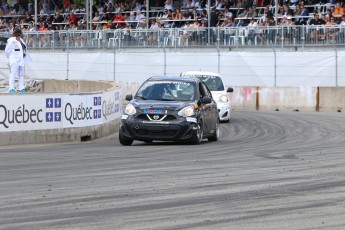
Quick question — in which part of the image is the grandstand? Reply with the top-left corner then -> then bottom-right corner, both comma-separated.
0,0 -> 344,48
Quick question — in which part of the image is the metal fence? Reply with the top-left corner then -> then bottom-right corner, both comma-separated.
2,25 -> 345,49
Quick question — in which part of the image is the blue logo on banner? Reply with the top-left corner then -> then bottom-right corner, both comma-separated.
55,112 -> 61,121
93,109 -> 102,119
46,98 -> 54,108
94,96 -> 101,106
46,112 -> 54,122
45,98 -> 62,122
55,98 -> 61,108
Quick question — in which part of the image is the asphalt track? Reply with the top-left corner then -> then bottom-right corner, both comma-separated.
1,111 -> 345,230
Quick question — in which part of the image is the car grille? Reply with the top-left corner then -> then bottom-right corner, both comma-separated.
137,114 -> 176,121
132,124 -> 180,138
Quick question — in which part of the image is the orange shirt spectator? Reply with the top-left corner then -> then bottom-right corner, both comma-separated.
333,2 -> 344,17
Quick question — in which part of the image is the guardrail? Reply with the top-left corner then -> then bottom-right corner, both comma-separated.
2,25 -> 345,49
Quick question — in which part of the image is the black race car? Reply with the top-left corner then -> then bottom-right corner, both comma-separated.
119,76 -> 220,145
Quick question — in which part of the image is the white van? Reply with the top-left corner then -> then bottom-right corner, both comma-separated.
180,71 -> 233,122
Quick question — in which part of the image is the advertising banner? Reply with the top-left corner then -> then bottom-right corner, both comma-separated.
0,88 -> 122,132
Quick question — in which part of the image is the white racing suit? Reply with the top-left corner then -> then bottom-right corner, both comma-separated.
5,37 -> 32,91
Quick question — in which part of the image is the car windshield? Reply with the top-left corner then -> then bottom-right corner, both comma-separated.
193,75 -> 224,91
135,80 -> 196,101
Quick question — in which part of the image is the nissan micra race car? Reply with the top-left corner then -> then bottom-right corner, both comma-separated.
180,71 -> 233,122
119,76 -> 220,145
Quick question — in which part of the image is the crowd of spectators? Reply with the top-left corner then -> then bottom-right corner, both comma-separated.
1,0 -> 345,46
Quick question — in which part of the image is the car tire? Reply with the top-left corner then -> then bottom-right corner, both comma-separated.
119,132 -> 133,146
192,119 -> 203,144
208,119 -> 219,142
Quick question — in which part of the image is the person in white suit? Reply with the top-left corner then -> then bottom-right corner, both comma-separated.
5,28 -> 32,93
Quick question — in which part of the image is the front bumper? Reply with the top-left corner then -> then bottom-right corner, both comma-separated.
217,102 -> 231,121
120,116 -> 197,141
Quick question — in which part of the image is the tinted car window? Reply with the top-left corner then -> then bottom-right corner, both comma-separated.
135,80 -> 197,101
194,75 -> 224,91
200,82 -> 212,97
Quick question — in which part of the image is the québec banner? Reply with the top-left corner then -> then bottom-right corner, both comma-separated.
0,89 -> 122,132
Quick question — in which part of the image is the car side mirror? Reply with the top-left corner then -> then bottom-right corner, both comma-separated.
125,94 -> 133,101
227,87 -> 233,93
201,96 -> 212,104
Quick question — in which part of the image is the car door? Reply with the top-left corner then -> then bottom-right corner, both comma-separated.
199,82 -> 218,133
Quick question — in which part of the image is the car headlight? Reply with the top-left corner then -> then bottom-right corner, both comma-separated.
178,105 -> 195,117
219,95 -> 229,103
124,103 -> 137,115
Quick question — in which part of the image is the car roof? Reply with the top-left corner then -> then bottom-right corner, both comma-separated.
181,71 -> 222,77
148,76 -> 199,84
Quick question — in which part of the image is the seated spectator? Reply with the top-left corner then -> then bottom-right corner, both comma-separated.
113,12 -> 125,28
25,21 -> 37,46
215,0 -> 222,10
132,1 -> 142,11
135,10 -> 145,22
71,4 -> 80,14
309,13 -> 326,42
185,0 -> 193,9
333,2 -> 344,22
194,0 -> 201,9
180,21 -> 192,45
24,12 -> 34,23
67,12 -> 78,24
247,18 -> 258,44
147,19 -> 160,45
91,11 -> 101,29
280,16 -> 295,43
164,0 -> 173,10
17,5 -> 26,15
99,12 -> 110,22
106,2 -> 115,14
325,17 -> 337,43
172,8 -> 183,27
125,11 -> 136,28
114,2 -> 123,13
340,14 -> 345,26
46,12 -> 54,23
295,5 -> 309,25
182,8 -> 193,19
53,11 -> 64,23
280,4 -> 294,17
8,6 -> 16,15
157,9 -> 172,28
222,7 -> 233,19
73,20 -> 86,47
97,3 -> 104,14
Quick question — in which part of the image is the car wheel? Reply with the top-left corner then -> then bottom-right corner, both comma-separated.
119,132 -> 133,146
192,119 -> 203,144
208,119 -> 219,142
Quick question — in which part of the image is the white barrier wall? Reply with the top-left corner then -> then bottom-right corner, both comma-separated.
10,50 -> 344,87
0,89 -> 122,132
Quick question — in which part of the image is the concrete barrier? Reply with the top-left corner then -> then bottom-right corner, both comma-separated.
0,79 -> 122,146
230,86 -> 345,112
319,87 -> 345,112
